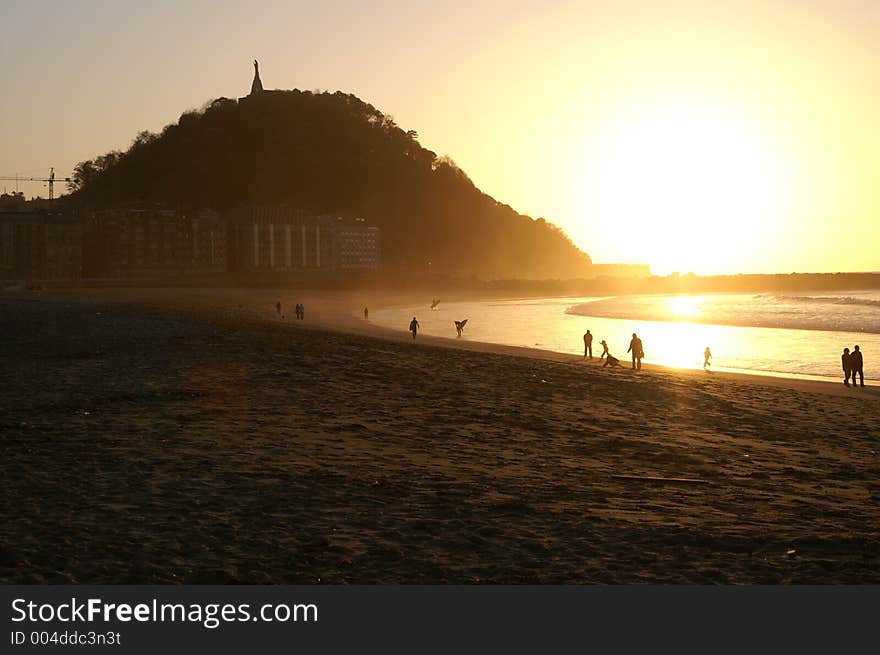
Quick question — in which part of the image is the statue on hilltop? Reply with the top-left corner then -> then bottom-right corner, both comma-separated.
250,59 -> 263,95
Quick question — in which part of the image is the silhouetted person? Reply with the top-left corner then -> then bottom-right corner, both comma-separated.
704,347 -> 712,369
364,306 -> 369,320
842,347 -> 852,386
299,304 -> 305,321
851,345 -> 864,387
627,333 -> 644,370
600,339 -> 609,358
604,352 -> 623,368
409,316 -> 419,339
275,300 -> 282,316
583,330 -> 593,359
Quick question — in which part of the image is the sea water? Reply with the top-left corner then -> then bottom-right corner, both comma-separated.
371,291 -> 880,381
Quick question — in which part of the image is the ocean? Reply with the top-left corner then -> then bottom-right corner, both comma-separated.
371,290 -> 880,381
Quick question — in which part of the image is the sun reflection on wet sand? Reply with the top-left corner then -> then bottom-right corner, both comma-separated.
631,319 -> 751,370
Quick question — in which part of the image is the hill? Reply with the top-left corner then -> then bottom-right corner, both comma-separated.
67,89 -> 592,278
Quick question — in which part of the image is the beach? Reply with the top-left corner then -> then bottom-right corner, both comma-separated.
2,288 -> 879,583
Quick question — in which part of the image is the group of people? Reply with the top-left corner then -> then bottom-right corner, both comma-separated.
585,330 -> 711,372
401,315 -> 868,386
275,301 -> 305,320
406,316 -> 468,339
587,329 -> 868,384
583,330 -> 645,370
401,309 -> 869,386
841,345 -> 865,387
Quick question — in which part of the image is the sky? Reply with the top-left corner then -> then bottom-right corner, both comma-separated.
2,0 -> 878,275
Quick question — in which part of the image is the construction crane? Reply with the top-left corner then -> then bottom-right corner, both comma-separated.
0,168 -> 72,200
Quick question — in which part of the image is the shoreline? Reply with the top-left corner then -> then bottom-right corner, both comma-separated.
330,294 -> 874,398
15,286 -> 876,398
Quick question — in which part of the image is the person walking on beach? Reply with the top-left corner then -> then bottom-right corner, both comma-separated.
364,306 -> 369,320
842,347 -> 852,385
600,339 -> 609,358
628,333 -> 644,370
409,316 -> 420,339
704,346 -> 712,369
851,345 -> 865,387
299,304 -> 305,321
583,330 -> 593,359
275,300 -> 282,317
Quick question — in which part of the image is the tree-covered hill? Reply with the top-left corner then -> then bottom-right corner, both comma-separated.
69,90 -> 592,278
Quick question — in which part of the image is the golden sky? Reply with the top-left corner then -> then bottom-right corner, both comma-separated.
2,1 -> 878,274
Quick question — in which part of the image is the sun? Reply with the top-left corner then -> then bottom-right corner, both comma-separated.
581,99 -> 793,275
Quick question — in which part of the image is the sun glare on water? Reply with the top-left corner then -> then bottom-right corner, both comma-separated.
668,296 -> 700,318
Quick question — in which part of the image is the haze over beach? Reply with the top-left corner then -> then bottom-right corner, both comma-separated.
2,0 -> 879,589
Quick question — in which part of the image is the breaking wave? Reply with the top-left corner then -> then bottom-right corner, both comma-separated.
567,290 -> 880,334
758,294 -> 880,308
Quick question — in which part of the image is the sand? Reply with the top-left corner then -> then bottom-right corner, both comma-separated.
1,287 -> 879,583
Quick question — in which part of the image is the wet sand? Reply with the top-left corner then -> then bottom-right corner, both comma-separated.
2,288 -> 879,583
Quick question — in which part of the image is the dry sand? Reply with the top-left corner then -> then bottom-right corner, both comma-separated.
1,287 -> 879,583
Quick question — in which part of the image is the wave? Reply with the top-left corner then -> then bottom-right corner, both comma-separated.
774,295 -> 880,308
566,293 -> 880,334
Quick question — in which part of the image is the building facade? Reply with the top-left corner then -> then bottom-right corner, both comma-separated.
318,214 -> 381,272
228,206 -> 380,273
0,212 -> 82,281
187,209 -> 227,272
82,208 -> 226,277
0,205 -> 380,280
228,205 -> 317,271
